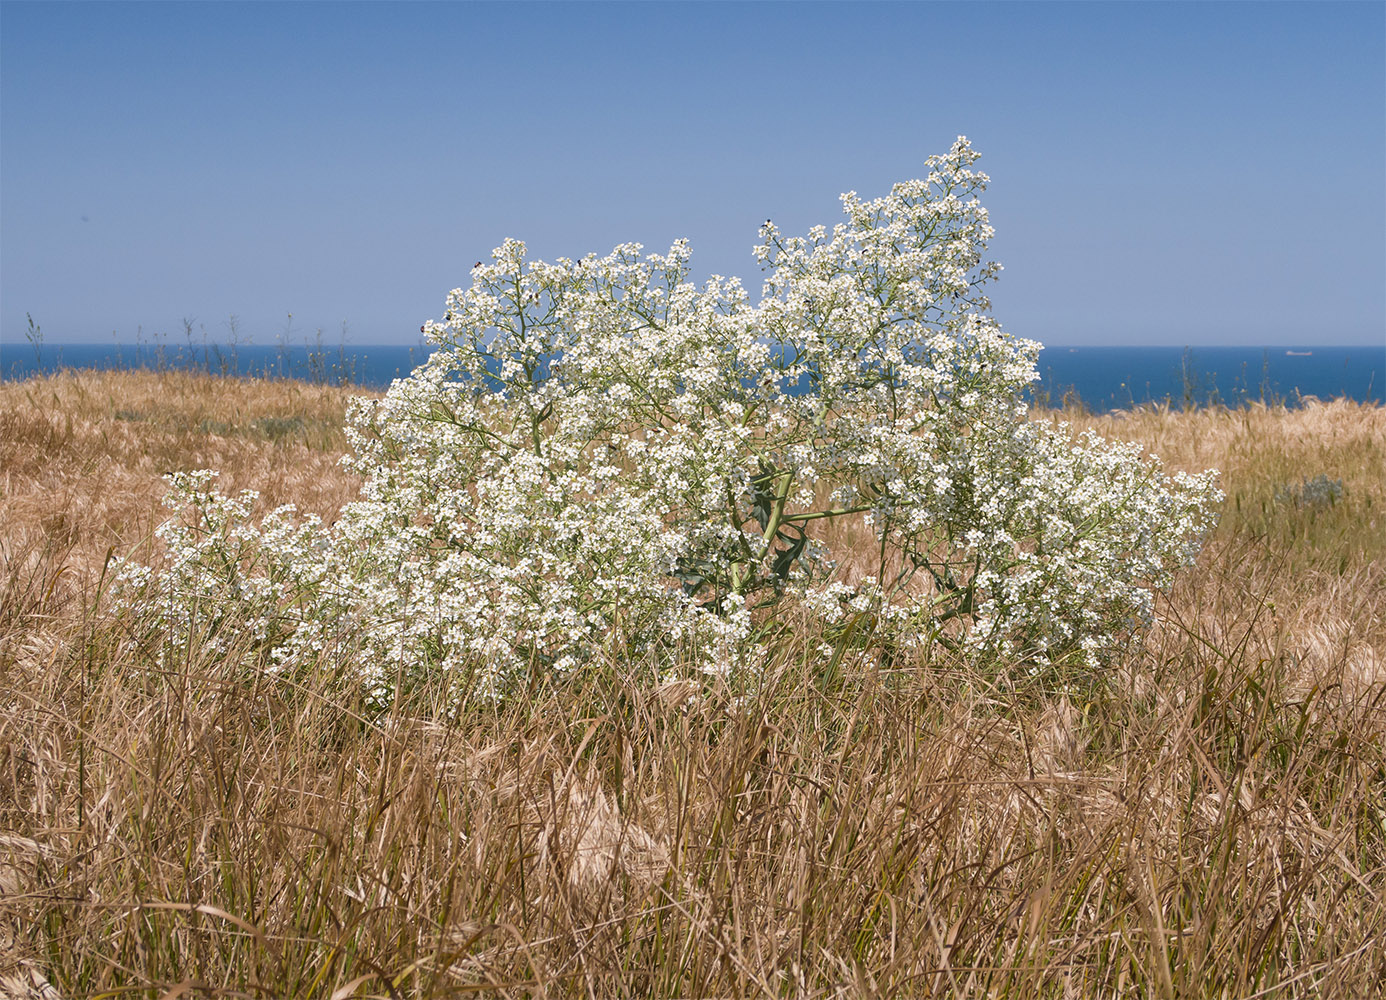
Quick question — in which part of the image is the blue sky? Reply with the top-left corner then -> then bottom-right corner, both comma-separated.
2,1 -> 1382,348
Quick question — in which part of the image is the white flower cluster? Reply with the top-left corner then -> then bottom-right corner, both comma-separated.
116,139 -> 1220,703
115,470 -> 345,667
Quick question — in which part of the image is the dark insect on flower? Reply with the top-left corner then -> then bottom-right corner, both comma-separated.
474,261 -> 483,269
420,325 -> 426,334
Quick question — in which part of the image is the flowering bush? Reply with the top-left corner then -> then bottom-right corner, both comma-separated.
117,138 -> 1221,704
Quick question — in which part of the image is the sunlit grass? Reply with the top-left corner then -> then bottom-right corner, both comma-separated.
2,371 -> 1383,998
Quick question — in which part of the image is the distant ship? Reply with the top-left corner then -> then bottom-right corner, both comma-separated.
1285,350 -> 1312,356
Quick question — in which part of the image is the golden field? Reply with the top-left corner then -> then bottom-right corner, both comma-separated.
1,369 -> 1383,998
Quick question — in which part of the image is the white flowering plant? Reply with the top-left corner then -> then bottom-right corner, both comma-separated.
115,138 -> 1221,705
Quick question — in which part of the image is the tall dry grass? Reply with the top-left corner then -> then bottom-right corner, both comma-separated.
1,371 -> 1383,998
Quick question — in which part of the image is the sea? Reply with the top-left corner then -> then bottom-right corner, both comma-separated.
2,341 -> 1382,413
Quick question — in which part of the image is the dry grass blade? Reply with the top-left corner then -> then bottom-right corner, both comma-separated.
130,902 -> 270,951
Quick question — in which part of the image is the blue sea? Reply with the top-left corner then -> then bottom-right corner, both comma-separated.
1030,345 -> 1384,410
2,341 -> 1382,413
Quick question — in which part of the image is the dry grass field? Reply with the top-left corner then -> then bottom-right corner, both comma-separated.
2,370 -> 1383,998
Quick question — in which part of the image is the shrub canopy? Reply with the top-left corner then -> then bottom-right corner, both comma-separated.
120,138 -> 1221,704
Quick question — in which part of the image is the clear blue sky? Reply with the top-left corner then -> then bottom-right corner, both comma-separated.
2,1 -> 1382,348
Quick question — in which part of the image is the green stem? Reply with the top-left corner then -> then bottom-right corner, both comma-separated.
729,468 -> 794,597
780,504 -> 873,524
